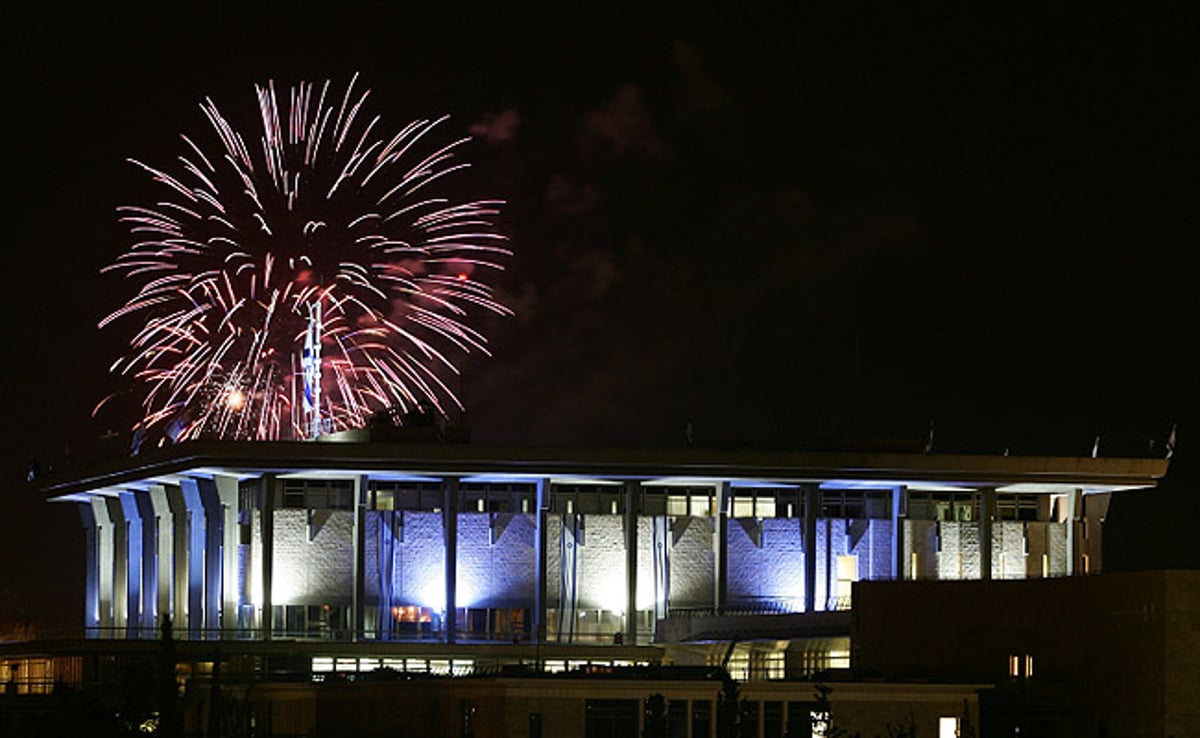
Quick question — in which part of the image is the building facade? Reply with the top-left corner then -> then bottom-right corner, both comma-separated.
41,436 -> 1164,648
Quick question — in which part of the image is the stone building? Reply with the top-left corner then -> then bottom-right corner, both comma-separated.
8,432 -> 1170,736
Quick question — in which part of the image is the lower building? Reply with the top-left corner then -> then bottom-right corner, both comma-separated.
852,570 -> 1200,738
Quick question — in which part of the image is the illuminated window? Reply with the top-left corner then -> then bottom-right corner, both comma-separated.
938,716 -> 959,738
998,494 -> 1039,521
910,552 -> 919,579
733,497 -> 755,518
727,651 -> 749,681
667,495 -> 688,516
283,479 -> 354,509
406,658 -> 429,673
1009,653 -> 1034,678
372,489 -> 395,510
906,492 -> 974,521
828,649 -> 850,669
1082,553 -> 1091,573
758,497 -> 777,517
833,555 -> 858,608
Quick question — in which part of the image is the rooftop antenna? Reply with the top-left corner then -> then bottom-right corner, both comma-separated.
302,300 -> 323,439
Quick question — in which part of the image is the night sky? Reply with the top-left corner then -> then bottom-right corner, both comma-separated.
4,7 -> 1198,633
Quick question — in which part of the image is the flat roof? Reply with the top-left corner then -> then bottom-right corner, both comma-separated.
35,436 -> 1169,501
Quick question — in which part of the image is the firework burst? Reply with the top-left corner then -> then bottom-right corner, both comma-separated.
100,74 -> 512,442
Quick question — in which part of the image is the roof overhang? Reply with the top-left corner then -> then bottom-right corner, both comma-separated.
36,439 -> 1170,502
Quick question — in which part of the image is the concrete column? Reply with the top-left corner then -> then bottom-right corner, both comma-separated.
197,479 -> 223,639
443,477 -> 459,644
979,487 -> 997,581
117,493 -> 143,639
260,474 -> 275,640
624,481 -> 639,644
91,498 -> 115,637
132,492 -> 158,636
891,486 -> 904,581
803,485 -> 818,612
824,517 -> 834,609
214,476 -> 240,636
179,478 -> 206,639
714,481 -> 730,615
79,504 -> 100,638
1066,489 -> 1080,576
352,475 -> 368,641
148,485 -> 173,630
165,485 -> 189,638
104,497 -> 129,636
533,478 -> 549,644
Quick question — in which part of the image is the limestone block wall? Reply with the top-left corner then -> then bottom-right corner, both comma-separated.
635,517 -> 658,612
546,515 -> 562,605
574,515 -> 626,611
271,510 -> 355,605
668,517 -> 715,608
989,521 -> 1070,578
904,520 -> 981,580
940,522 -> 981,580
991,522 -> 1025,579
455,513 -> 537,609
726,518 -> 804,608
545,515 -> 664,612
545,514 -> 628,610
905,519 -> 1071,581
811,518 -> 895,609
391,511 -> 445,609
1047,522 -> 1069,575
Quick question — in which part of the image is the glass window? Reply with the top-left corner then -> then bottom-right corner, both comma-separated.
757,497 -> 777,518
373,489 -> 395,510
834,555 -> 858,609
585,699 -> 637,738
668,700 -> 688,738
692,701 -> 712,738
733,497 -> 755,518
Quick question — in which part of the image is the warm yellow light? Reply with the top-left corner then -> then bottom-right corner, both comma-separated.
226,389 -> 246,411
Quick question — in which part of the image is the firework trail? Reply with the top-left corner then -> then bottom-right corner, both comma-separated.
99,74 -> 512,442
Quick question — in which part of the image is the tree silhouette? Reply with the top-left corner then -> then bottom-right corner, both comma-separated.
643,693 -> 669,738
717,672 -> 741,738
